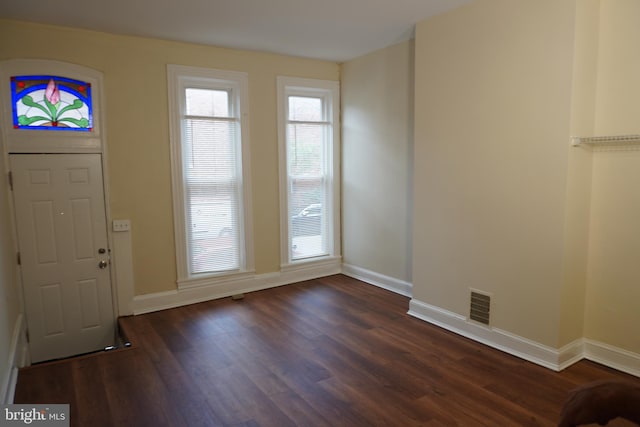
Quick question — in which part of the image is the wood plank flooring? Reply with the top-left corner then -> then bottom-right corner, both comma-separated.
15,275 -> 640,426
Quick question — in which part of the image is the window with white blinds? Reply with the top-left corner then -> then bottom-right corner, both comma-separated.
168,65 -> 253,285
278,77 -> 340,264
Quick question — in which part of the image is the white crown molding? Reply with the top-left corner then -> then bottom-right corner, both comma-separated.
341,263 -> 412,297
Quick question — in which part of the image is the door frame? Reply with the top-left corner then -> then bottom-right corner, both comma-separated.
0,59 -> 120,363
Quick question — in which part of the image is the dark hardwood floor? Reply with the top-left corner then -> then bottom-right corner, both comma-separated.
15,275 -> 640,426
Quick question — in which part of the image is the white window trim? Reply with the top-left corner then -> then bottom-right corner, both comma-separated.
0,59 -> 104,153
167,64 -> 254,288
0,58 -> 123,317
277,76 -> 341,270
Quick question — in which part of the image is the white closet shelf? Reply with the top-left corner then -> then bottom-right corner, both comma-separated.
571,134 -> 640,147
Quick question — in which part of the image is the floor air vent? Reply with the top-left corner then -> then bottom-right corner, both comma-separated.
469,290 -> 491,325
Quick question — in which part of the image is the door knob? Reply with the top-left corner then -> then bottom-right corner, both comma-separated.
98,260 -> 108,269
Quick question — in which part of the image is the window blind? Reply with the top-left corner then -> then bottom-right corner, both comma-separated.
286,95 -> 330,260
183,88 -> 241,274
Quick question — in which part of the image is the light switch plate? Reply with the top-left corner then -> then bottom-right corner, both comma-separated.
112,219 -> 131,232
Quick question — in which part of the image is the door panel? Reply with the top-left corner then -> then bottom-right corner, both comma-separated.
11,153 -> 115,363
78,278 -> 100,328
70,198 -> 95,259
32,201 -> 58,264
40,283 -> 64,336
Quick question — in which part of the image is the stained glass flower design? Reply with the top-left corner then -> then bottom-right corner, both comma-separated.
11,75 -> 93,131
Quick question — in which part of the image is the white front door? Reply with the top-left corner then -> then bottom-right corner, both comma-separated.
10,153 -> 115,363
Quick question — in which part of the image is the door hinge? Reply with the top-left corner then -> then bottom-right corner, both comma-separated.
16,252 -> 21,266
8,171 -> 13,191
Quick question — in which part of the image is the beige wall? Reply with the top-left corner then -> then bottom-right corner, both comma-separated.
0,20 -> 339,296
413,0 -> 578,347
558,0 -> 600,347
0,143 -> 20,400
341,40 -> 414,283
586,150 -> 640,352
584,0 -> 640,353
413,0 -> 640,357
593,0 -> 640,135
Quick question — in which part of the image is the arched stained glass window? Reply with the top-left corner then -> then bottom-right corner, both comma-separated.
11,75 -> 93,132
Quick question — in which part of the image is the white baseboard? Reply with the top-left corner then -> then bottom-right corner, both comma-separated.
408,298 -> 640,377
341,263 -> 412,297
1,314 -> 28,404
408,298 -> 564,370
584,339 -> 640,378
133,258 -> 341,315
556,339 -> 585,371
133,267 -> 640,379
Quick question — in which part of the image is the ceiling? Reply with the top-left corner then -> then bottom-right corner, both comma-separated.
0,0 -> 474,62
